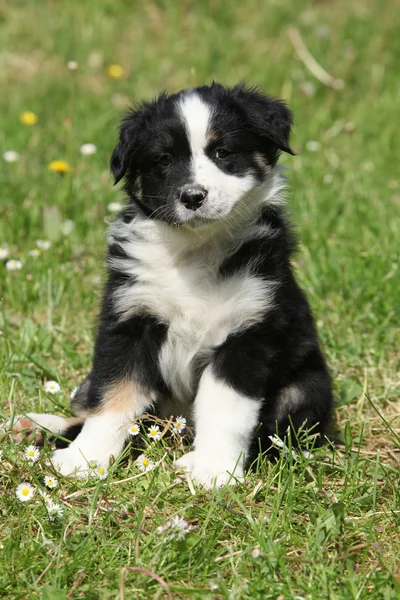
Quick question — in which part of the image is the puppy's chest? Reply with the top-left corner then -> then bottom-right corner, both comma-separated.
114,238 -> 273,399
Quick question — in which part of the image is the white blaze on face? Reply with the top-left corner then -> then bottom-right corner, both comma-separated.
178,94 -> 257,220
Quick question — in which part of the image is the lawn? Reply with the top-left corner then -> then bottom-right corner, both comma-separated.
0,0 -> 399,598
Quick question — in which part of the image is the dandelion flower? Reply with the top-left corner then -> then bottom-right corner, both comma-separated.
44,475 -> 58,489
107,202 -> 123,212
107,64 -> 124,79
44,381 -> 61,394
67,60 -> 78,71
61,220 -> 74,235
0,248 -> 9,260
6,259 -> 23,271
80,143 -> 97,156
20,111 -> 38,125
93,464 -> 108,480
136,454 -> 154,472
147,425 -> 161,441
3,151 -> 20,163
127,423 -> 140,436
48,160 -> 71,173
25,445 -> 40,463
46,500 -> 64,521
28,249 -> 41,258
16,482 -> 35,502
173,416 -> 186,434
36,240 -> 51,251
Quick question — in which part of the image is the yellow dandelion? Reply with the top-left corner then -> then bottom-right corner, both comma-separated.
48,160 -> 71,174
107,64 -> 124,79
20,111 -> 38,126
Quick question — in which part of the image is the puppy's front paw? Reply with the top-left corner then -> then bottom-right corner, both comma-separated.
175,451 -> 244,489
51,447 -> 91,478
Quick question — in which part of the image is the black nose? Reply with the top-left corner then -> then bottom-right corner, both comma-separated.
180,186 -> 208,211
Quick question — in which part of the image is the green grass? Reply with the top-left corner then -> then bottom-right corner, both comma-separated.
1,0 -> 399,598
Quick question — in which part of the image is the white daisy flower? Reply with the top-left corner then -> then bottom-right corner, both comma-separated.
127,423 -> 140,436
147,425 -> 161,441
160,516 -> 191,541
67,60 -> 78,71
306,140 -> 321,152
36,240 -> 51,250
28,249 -> 41,258
61,220 -> 74,235
80,143 -> 97,156
25,445 -> 40,463
6,259 -> 23,271
46,500 -> 64,521
39,489 -> 51,500
44,475 -> 58,489
3,150 -> 20,163
16,482 -> 35,502
173,416 -> 187,434
136,454 -> 154,472
107,202 -> 123,213
44,381 -> 61,394
0,248 -> 9,260
93,464 -> 108,480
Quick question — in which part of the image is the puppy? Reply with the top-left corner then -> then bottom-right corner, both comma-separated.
13,83 -> 333,487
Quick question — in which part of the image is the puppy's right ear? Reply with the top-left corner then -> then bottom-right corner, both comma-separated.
110,110 -> 140,185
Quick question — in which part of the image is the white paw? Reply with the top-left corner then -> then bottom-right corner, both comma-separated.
175,451 -> 244,489
51,447 -> 92,478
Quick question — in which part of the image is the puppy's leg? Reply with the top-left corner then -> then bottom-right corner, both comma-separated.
9,413 -> 85,444
51,379 -> 153,476
175,365 -> 261,488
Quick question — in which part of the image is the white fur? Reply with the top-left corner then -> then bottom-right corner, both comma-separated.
175,365 -> 261,488
177,94 -> 258,222
8,412 -> 70,436
108,214 -> 278,402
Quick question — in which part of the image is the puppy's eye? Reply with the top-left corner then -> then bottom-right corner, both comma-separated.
215,148 -> 230,159
158,154 -> 172,167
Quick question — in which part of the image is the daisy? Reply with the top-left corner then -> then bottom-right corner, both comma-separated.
48,160 -> 71,173
3,151 -> 20,163
173,416 -> 187,434
29,249 -> 41,258
0,248 -> 9,260
107,64 -> 124,79
127,423 -> 140,436
25,445 -> 40,463
107,202 -> 123,212
44,475 -> 58,489
67,60 -> 78,71
44,381 -> 61,394
136,454 -> 154,472
39,489 -> 51,500
36,240 -> 51,250
147,425 -> 161,441
16,482 -> 35,502
46,500 -> 64,521
80,143 -> 97,156
61,220 -> 74,235
20,111 -> 38,125
168,515 -> 191,541
6,259 -> 22,271
93,464 -> 108,480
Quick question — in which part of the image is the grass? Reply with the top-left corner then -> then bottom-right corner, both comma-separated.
0,0 -> 399,598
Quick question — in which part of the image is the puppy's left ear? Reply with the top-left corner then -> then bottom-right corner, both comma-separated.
232,84 -> 295,159
110,111 -> 141,185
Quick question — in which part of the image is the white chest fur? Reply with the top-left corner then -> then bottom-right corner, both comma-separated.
108,217 -> 276,401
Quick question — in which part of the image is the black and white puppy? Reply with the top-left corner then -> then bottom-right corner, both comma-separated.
16,83 -> 333,487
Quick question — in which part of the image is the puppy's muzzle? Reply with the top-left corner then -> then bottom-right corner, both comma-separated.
180,185 -> 208,211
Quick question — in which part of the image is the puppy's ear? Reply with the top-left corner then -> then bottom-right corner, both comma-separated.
232,84 -> 294,160
110,110 -> 141,185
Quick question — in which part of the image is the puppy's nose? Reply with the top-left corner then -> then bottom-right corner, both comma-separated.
180,186 -> 208,211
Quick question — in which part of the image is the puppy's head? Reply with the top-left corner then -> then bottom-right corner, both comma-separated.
111,83 -> 293,227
